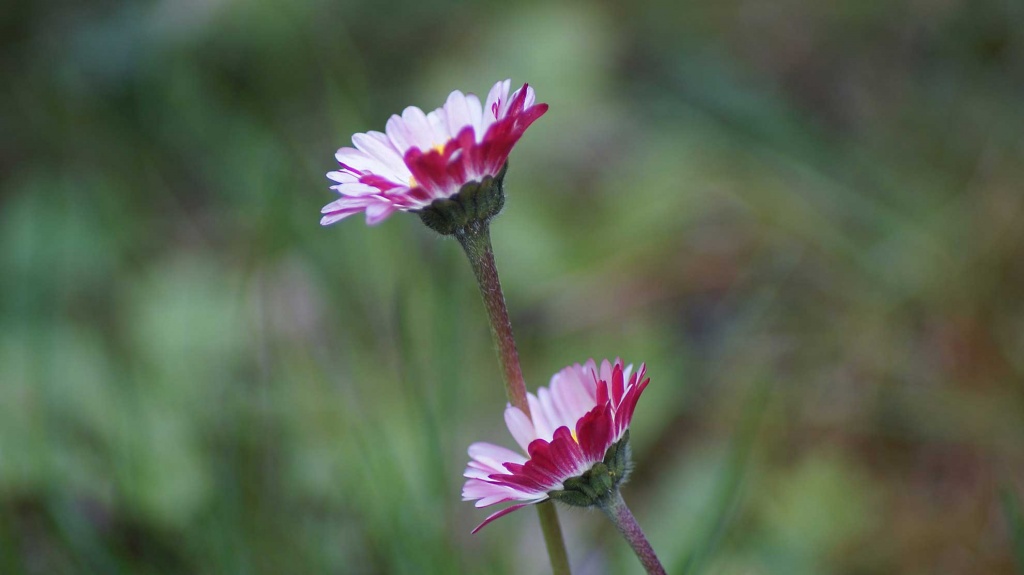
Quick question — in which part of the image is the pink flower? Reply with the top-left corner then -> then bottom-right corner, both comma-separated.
462,359 -> 650,533
321,79 -> 548,226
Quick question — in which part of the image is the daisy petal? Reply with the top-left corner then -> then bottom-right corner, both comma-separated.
471,502 -> 537,534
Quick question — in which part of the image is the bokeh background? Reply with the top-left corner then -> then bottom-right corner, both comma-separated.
3,0 -> 1024,573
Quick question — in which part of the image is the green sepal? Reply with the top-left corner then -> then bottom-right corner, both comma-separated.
564,475 -> 598,500
604,430 -> 632,483
415,163 -> 508,236
589,463 -> 614,494
548,488 -> 594,507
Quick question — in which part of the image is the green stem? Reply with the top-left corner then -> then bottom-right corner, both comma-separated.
536,501 -> 571,575
456,220 -> 572,575
598,491 -> 666,575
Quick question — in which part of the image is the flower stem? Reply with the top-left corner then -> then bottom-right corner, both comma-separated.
454,221 -> 529,415
598,491 -> 666,575
455,220 -> 572,575
536,501 -> 571,575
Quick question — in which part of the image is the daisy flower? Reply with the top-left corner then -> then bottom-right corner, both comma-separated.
321,79 -> 548,227
462,359 -> 650,533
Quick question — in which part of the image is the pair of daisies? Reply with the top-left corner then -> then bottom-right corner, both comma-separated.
320,80 -> 652,532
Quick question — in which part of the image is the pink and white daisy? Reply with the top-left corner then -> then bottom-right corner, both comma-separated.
321,79 -> 548,226
462,359 -> 650,533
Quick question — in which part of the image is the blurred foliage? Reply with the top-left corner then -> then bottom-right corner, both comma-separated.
2,0 -> 1023,573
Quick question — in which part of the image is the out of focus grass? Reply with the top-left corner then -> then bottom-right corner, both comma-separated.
2,0 -> 1023,573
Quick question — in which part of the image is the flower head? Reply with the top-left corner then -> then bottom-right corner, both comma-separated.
321,79 -> 548,227
462,359 -> 650,533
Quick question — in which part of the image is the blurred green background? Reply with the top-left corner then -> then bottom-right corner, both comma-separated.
3,0 -> 1023,573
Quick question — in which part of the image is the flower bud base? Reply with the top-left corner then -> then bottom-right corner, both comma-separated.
415,163 -> 508,236
548,431 -> 633,508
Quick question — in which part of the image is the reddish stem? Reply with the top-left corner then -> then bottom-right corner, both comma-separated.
455,221 -> 530,415
456,220 -> 571,575
599,491 -> 666,575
